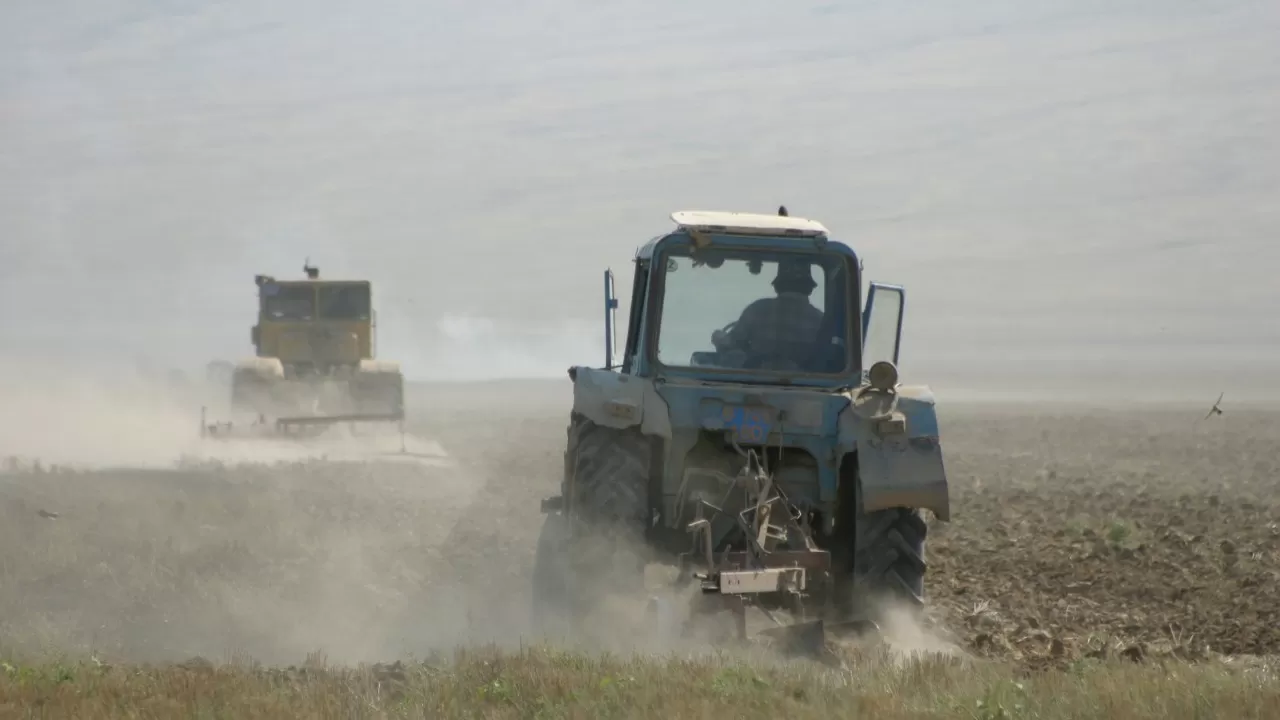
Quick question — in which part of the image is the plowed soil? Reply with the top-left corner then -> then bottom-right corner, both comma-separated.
2,381 -> 1276,671
930,406 -> 1280,669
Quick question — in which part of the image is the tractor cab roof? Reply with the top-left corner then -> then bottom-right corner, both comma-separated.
254,262 -> 373,288
637,209 -> 839,261
670,210 -> 830,237
254,274 -> 370,288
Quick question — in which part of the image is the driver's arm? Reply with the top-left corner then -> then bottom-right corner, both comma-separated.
724,300 -> 769,349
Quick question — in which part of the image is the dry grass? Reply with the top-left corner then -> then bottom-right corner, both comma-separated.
1,646 -> 1278,719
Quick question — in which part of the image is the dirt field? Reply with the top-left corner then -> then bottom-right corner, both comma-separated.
2,379 -> 1277,676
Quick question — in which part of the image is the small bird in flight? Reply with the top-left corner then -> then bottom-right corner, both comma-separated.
1204,392 -> 1225,420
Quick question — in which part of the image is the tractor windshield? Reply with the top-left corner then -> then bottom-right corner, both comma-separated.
318,284 -> 371,320
262,284 -> 315,321
655,247 -> 854,375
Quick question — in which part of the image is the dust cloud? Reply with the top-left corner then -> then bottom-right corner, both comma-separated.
0,357 -> 449,470
0,357 -> 201,469
873,602 -> 969,664
0,361 -> 485,665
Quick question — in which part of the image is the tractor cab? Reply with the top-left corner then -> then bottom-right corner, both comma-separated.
602,209 -> 905,388
250,264 -> 377,373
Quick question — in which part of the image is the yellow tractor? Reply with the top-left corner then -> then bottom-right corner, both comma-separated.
210,262 -> 405,437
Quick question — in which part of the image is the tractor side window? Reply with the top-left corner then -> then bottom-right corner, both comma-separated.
318,285 -> 371,320
262,285 -> 315,321
656,250 -> 849,374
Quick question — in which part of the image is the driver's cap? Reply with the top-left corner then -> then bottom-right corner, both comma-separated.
773,259 -> 815,289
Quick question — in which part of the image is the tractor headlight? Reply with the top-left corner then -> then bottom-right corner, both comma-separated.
867,361 -> 899,391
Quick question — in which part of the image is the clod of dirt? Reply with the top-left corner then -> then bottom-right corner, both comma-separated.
179,656 -> 214,672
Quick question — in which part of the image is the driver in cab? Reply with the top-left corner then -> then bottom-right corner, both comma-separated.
711,259 -> 823,371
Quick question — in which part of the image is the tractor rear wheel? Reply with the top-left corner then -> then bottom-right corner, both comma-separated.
569,418 -> 651,535
531,415 -> 652,635
851,504 -> 928,610
530,511 -> 577,637
832,462 -> 930,622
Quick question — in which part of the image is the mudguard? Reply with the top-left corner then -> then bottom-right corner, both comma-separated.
568,366 -> 672,439
841,384 -> 949,521
358,359 -> 402,375
233,356 -> 285,379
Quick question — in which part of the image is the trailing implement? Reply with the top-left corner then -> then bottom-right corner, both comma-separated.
533,207 -> 948,656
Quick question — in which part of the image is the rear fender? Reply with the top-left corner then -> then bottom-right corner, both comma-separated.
839,384 -> 949,521
358,359 -> 402,375
569,366 -> 671,439
233,357 -> 285,379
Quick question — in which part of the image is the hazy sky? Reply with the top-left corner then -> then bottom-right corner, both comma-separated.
3,0 -> 1277,394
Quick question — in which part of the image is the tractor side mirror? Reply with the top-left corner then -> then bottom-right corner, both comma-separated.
604,269 -> 619,370
862,283 -> 905,367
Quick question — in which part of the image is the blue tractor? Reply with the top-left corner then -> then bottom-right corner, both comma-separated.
534,207 -> 949,647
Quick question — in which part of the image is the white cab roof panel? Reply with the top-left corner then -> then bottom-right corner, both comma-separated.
670,210 -> 829,238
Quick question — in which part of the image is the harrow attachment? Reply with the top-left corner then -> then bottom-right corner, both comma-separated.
201,402 -> 430,455
200,405 -> 406,442
195,405 -> 452,466
647,452 -> 880,660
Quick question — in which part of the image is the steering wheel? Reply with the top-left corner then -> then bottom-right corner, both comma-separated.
712,321 -> 800,371
711,321 -> 737,351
